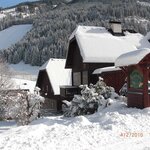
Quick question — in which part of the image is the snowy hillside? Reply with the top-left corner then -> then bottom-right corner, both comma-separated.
9,61 -> 40,92
9,62 -> 39,92
0,0 -> 39,8
10,61 -> 40,76
0,100 -> 150,150
0,24 -> 32,50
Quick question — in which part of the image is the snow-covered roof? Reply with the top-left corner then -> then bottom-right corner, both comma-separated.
138,31 -> 150,49
69,25 -> 145,63
12,78 -> 36,93
115,48 -> 150,67
39,59 -> 72,95
93,66 -> 121,74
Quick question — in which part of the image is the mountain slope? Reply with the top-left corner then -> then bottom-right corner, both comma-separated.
0,24 -> 32,50
0,0 -> 150,66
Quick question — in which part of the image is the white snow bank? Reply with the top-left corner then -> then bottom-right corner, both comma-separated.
0,24 -> 32,50
0,100 -> 150,150
138,31 -> 150,49
115,48 -> 150,67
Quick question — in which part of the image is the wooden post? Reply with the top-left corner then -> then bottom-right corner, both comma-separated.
143,67 -> 149,108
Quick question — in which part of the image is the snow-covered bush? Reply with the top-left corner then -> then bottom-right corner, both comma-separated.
63,77 -> 119,117
0,97 -> 5,120
119,83 -> 127,96
0,87 -> 45,125
94,77 -> 116,99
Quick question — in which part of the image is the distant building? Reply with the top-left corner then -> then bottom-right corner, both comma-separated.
36,59 -> 72,112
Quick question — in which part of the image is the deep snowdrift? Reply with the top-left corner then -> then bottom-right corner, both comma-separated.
0,100 -> 150,150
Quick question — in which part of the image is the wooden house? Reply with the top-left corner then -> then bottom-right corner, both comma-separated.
36,59 -> 72,112
115,48 -> 150,108
65,22 -> 143,93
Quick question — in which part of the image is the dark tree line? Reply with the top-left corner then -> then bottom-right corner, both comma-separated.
1,0 -> 150,66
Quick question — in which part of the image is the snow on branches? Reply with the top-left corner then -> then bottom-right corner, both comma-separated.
0,57 -> 14,90
63,77 -> 119,117
0,87 -> 45,125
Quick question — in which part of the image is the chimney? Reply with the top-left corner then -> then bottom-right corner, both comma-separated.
109,21 -> 122,34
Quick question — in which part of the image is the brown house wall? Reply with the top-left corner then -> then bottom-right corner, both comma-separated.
36,70 -> 53,97
66,39 -> 83,71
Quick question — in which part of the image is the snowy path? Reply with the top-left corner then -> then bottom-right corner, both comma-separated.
0,101 -> 150,150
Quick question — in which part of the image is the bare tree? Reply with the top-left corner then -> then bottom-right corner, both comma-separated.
1,88 -> 45,125
0,56 -> 14,119
0,56 -> 14,90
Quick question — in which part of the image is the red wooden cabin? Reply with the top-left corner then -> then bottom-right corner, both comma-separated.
93,66 -> 126,93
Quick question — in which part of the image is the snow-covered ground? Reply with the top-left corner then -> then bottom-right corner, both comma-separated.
0,24 -> 32,50
9,61 -> 40,92
0,100 -> 150,150
0,0 -> 39,8
12,78 -> 36,93
10,61 -> 40,76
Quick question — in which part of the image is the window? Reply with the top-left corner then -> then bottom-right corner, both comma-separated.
130,69 -> 143,89
82,71 -> 88,85
49,99 -> 57,110
73,72 -> 81,86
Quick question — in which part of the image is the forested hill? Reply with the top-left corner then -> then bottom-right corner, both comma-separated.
0,0 -> 150,66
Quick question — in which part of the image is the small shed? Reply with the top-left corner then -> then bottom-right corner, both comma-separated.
115,48 -> 150,108
36,59 -> 72,112
93,66 -> 126,93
